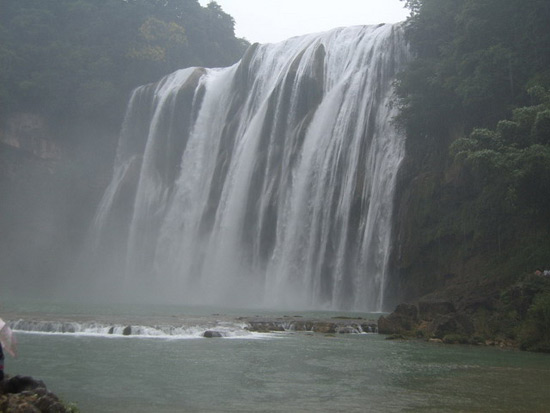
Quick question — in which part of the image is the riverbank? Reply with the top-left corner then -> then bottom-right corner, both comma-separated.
378,274 -> 550,352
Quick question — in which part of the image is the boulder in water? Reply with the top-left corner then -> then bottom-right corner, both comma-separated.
203,330 -> 224,338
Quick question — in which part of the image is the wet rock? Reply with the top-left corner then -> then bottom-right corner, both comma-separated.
377,316 -> 402,335
336,326 -> 359,334
428,313 -> 474,339
61,324 -> 75,334
379,300 -> 477,344
378,304 -> 418,334
245,317 -> 375,335
122,325 -> 132,336
289,321 -> 314,331
203,330 -> 224,338
3,376 -> 46,394
395,303 -> 419,321
311,323 -> 336,334
246,321 -> 285,332
361,323 -> 377,333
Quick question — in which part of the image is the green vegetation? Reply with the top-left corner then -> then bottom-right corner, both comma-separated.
479,275 -> 550,351
0,0 -> 249,130
393,0 -> 550,350
397,0 -> 550,138
514,276 -> 550,352
451,87 -> 550,242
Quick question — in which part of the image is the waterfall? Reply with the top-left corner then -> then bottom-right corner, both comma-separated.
88,23 -> 409,311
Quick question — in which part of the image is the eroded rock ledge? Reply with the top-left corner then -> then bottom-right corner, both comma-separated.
242,316 -> 377,334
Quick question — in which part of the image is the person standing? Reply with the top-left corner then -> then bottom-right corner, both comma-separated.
0,318 -> 17,381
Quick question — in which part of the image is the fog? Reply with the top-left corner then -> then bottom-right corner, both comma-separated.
61,25 -> 408,312
1,22 -> 408,313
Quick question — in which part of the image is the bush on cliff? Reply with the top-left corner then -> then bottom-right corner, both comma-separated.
519,290 -> 550,352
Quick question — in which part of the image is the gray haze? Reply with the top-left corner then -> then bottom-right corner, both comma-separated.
82,24 -> 409,311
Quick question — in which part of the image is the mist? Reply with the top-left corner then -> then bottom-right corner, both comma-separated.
1,3 -> 408,313
75,25 -> 409,312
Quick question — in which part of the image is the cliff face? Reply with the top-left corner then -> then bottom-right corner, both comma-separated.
0,113 -> 114,297
389,156 -> 467,303
0,113 -> 61,161
388,125 -> 550,308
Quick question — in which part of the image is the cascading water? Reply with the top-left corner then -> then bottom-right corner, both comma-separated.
87,23 -> 409,311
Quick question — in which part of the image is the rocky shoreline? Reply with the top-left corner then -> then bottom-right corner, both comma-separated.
200,316 -> 378,337
4,312 -> 378,339
377,300 -> 494,345
241,316 -> 377,335
378,274 -> 550,352
0,375 -> 77,412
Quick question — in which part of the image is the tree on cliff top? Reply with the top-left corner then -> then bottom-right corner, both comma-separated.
0,0 -> 249,132
397,0 -> 550,141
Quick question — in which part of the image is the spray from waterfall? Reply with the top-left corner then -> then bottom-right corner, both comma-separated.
86,24 -> 409,311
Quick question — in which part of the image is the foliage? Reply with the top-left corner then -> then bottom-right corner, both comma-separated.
510,277 -> 550,352
0,0 -> 249,131
394,0 -> 550,306
451,88 -> 550,228
470,276 -> 550,351
528,293 -> 550,335
397,0 -> 550,139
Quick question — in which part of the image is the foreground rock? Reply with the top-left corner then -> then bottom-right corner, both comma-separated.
0,375 -> 77,412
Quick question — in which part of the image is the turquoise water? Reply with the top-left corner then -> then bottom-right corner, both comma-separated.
6,327 -> 550,412
3,299 -> 550,412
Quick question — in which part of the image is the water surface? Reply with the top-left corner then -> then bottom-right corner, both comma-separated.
8,319 -> 550,412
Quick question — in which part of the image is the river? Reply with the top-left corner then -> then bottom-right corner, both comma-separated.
3,299 -> 550,412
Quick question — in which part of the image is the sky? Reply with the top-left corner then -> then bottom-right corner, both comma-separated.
198,0 -> 410,44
